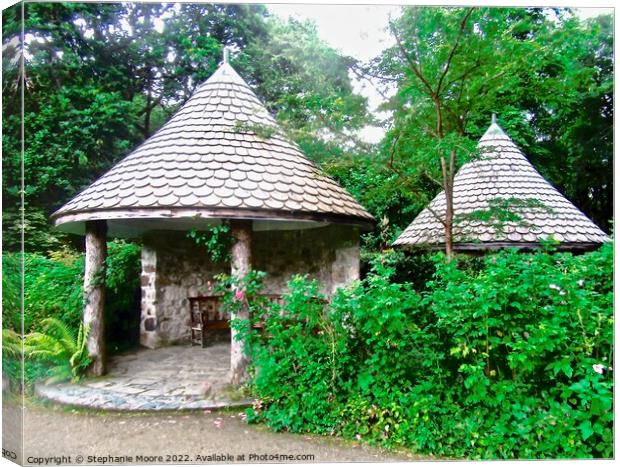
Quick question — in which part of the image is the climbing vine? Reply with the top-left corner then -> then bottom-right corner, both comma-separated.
187,222 -> 233,262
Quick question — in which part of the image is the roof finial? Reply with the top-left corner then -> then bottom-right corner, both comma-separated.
492,113 -> 497,124
223,47 -> 230,64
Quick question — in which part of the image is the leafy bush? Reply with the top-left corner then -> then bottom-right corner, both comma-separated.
2,328 -> 23,392
244,243 -> 613,459
246,275 -> 349,434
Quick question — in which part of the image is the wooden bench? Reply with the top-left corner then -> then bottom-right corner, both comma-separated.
188,294 -> 284,347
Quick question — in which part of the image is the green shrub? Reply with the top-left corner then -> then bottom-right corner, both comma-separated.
249,275 -> 349,434
245,243 -> 613,459
2,328 -> 23,391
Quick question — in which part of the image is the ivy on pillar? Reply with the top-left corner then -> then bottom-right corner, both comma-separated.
229,219 -> 252,385
83,220 -> 108,376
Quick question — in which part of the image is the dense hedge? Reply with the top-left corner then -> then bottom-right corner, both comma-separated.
243,243 -> 613,459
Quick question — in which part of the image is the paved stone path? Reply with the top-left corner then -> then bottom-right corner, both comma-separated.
36,343 -> 251,411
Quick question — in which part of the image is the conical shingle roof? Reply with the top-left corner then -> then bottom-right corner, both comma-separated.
393,121 -> 608,251
52,62 -> 374,236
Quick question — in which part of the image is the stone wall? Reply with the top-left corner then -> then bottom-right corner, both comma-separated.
139,224 -> 360,348
253,224 -> 360,295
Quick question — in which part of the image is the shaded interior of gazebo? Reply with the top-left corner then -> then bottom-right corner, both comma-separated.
138,220 -> 362,349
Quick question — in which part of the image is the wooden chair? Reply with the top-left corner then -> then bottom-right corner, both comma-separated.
189,298 -> 207,347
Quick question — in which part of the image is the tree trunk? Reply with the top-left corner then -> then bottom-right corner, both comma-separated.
83,220 -> 107,376
229,220 -> 252,385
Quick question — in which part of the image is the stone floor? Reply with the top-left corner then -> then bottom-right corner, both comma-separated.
36,343 -> 252,411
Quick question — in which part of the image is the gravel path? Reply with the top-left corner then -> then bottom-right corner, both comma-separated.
3,402 -> 424,465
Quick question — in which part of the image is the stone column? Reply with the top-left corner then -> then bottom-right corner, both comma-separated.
230,219 -> 252,385
139,245 -> 160,349
83,220 -> 107,376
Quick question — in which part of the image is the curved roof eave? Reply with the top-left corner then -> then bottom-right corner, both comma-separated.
51,206 -> 375,237
395,240 -> 608,253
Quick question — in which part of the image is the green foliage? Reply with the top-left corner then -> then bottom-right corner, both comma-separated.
244,274 -> 346,434
215,269 -> 270,322
456,197 -> 551,238
22,317 -> 91,383
324,156 -> 424,253
2,239 -> 140,340
2,327 -> 24,392
22,248 -> 85,334
232,121 -> 277,140
187,223 -> 233,263
2,252 -> 22,331
246,243 -> 613,458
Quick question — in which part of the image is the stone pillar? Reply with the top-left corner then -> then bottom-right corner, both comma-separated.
140,245 -> 161,349
83,220 -> 107,376
230,220 -> 252,385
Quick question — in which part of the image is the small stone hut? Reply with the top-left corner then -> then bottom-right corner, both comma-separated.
393,118 -> 608,251
51,56 -> 374,381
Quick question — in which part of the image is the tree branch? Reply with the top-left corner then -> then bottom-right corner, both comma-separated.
389,21 -> 435,98
436,7 -> 474,96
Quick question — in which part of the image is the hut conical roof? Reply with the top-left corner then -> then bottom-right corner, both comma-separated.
393,121 -> 608,251
52,62 -> 374,236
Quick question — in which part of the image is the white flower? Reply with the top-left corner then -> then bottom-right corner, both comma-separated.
355,434 -> 362,440
578,279 -> 585,287
593,364 -> 605,374
549,284 -> 565,295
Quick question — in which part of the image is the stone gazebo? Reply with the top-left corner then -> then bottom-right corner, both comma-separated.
393,117 -> 608,251
51,57 -> 374,383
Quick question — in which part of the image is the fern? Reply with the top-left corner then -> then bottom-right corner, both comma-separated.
23,317 -> 91,383
2,328 -> 23,357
